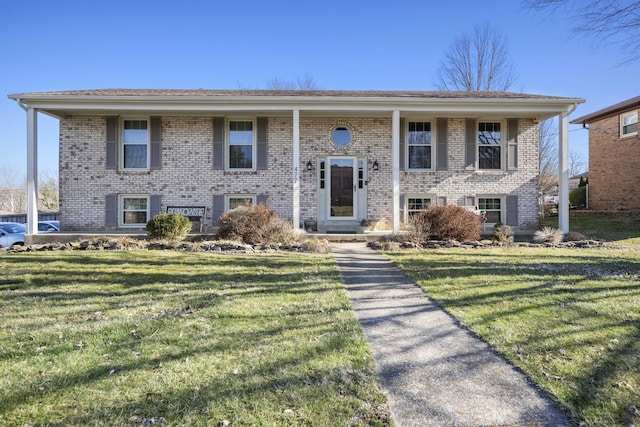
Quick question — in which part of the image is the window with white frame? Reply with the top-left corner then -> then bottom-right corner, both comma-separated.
621,111 -> 638,137
122,119 -> 149,170
406,196 -> 433,220
478,197 -> 503,225
228,120 -> 255,169
478,121 -> 502,169
408,121 -> 433,169
225,194 -> 256,211
119,195 -> 149,227
332,127 -> 352,147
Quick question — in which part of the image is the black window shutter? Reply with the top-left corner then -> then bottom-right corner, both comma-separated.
507,118 -> 518,170
465,118 -> 477,170
506,195 -> 518,226
105,194 -> 117,226
257,117 -> 268,170
150,195 -> 162,218
400,193 -> 405,222
106,117 -> 118,170
150,117 -> 162,170
212,195 -> 225,226
257,194 -> 268,206
212,117 -> 224,170
436,118 -> 448,171
399,118 -> 406,171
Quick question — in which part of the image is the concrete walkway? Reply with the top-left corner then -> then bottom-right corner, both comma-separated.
331,242 -> 572,427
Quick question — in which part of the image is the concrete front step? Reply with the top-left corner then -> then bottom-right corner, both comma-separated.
316,220 -> 364,234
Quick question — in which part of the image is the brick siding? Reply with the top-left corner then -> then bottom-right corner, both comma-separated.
588,114 -> 640,210
59,115 -> 540,231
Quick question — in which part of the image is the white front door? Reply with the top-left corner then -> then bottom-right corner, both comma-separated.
328,157 -> 358,220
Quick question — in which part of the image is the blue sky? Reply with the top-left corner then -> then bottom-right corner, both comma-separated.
1,0 -> 637,180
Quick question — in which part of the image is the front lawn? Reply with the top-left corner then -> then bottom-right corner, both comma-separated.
540,213 -> 640,247
0,251 -> 390,426
386,247 -> 640,427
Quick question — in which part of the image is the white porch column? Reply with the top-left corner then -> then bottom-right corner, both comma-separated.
558,112 -> 569,233
26,107 -> 38,235
292,109 -> 300,231
392,110 -> 400,233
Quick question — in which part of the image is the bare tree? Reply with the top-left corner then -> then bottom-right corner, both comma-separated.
525,0 -> 640,62
267,73 -> 318,90
538,119 -> 588,185
0,164 -> 59,213
539,119 -> 558,175
569,151 -> 587,177
0,187 -> 26,213
38,170 -> 59,211
0,163 -> 26,213
433,23 -> 518,91
538,118 -> 559,195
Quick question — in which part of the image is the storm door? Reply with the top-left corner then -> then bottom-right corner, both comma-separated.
328,157 -> 358,219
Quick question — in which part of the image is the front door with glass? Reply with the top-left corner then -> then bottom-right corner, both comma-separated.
328,157 -> 357,219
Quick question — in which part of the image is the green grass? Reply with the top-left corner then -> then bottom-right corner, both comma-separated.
386,247 -> 640,427
540,213 -> 640,247
0,251 -> 390,427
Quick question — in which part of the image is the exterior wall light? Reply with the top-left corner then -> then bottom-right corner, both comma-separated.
306,160 -> 313,171
372,160 -> 379,171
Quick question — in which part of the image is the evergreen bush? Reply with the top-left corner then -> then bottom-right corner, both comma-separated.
570,187 -> 587,208
146,213 -> 192,241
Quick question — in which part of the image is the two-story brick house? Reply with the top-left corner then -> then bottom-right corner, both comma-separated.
571,96 -> 640,211
9,89 -> 583,235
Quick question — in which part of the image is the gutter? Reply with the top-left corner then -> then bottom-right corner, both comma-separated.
15,97 -> 28,111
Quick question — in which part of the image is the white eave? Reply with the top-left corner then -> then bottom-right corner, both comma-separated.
7,91 -> 585,121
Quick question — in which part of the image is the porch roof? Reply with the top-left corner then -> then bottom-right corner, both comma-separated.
8,89 -> 584,121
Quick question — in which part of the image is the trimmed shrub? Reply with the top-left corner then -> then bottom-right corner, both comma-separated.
146,213 -> 192,241
216,204 -> 297,245
570,187 -> 586,208
408,205 -> 483,242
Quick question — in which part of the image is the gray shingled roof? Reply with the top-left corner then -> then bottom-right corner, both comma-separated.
13,88 -> 576,100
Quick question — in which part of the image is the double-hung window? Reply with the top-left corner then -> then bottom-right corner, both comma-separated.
408,121 -> 433,169
226,195 -> 255,211
478,121 -> 502,170
621,111 -> 638,137
119,195 -> 149,227
478,197 -> 502,225
122,119 -> 149,170
228,120 -> 255,170
406,196 -> 432,218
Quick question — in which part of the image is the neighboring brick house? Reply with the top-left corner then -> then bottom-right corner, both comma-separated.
9,89 -> 583,234
572,96 -> 640,211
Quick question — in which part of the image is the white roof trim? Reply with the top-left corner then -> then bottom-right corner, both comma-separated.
8,91 -> 585,121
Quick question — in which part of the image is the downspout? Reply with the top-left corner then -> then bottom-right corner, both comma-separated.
16,98 -> 28,111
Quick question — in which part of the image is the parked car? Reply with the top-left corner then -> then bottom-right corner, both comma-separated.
0,222 -> 26,248
38,221 -> 60,232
